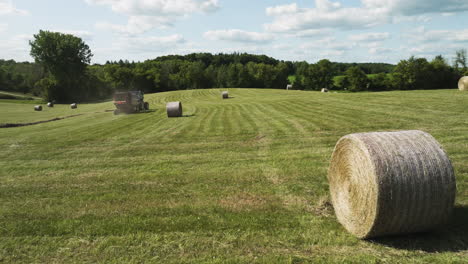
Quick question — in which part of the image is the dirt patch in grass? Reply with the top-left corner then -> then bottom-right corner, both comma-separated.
311,196 -> 334,217
242,134 -> 267,146
219,193 -> 270,212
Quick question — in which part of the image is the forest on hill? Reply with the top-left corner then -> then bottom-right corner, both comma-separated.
0,31 -> 466,102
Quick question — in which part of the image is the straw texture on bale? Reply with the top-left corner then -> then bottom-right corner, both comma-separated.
34,105 -> 42,111
458,76 -> 468,91
47,102 -> 54,107
328,130 -> 456,239
321,88 -> 329,93
70,103 -> 77,109
166,101 -> 183,117
222,91 -> 229,99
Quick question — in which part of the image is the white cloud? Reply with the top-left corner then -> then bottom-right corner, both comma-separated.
407,27 -> 468,44
204,29 -> 274,43
131,34 -> 185,49
265,1 -> 388,32
0,0 -> 28,16
350,32 -> 390,42
96,16 -> 173,35
51,30 -> 94,41
265,0 -> 468,33
369,46 -> 394,54
0,23 -> 7,32
266,3 -> 299,16
295,29 -> 330,38
91,34 -> 187,62
300,37 -> 355,51
0,34 -> 32,61
86,0 -> 220,34
115,34 -> 185,53
362,0 -> 468,16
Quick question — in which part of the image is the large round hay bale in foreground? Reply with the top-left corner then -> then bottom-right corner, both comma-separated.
166,101 -> 183,117
47,102 -> 54,107
70,103 -> 77,109
458,76 -> 468,91
34,105 -> 42,111
328,130 -> 456,239
222,91 -> 229,99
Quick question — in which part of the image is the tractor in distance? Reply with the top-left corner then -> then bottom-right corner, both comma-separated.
113,91 -> 149,115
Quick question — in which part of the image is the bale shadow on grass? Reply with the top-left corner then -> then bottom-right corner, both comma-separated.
370,205 -> 468,253
182,114 -> 196,118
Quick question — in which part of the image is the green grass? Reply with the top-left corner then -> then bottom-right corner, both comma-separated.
0,88 -> 467,263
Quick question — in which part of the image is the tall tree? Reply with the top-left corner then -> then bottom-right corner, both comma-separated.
345,66 -> 369,92
30,30 -> 93,102
454,49 -> 467,73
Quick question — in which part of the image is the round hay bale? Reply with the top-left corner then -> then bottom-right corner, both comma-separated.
47,102 -> 54,107
321,88 -> 329,93
222,91 -> 229,99
286,84 -> 293,90
34,105 -> 42,111
328,130 -> 456,239
458,76 -> 468,91
70,103 -> 77,109
166,101 -> 183,117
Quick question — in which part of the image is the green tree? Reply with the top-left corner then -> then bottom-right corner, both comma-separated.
345,66 -> 369,92
431,55 -> 458,89
392,57 -> 434,90
368,73 -> 391,91
29,30 -> 93,102
302,59 -> 334,90
454,49 -> 467,73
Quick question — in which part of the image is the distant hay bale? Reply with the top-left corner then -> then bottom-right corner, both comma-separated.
321,88 -> 329,93
47,102 -> 54,107
34,105 -> 42,111
328,130 -> 456,239
286,84 -> 293,90
222,91 -> 229,99
70,103 -> 77,109
166,101 -> 183,117
458,76 -> 468,91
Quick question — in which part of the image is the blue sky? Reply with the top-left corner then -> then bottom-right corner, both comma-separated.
1,0 -> 468,64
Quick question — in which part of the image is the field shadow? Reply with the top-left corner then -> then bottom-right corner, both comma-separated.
182,114 -> 196,118
116,110 -> 157,115
0,114 -> 84,128
370,205 -> 468,253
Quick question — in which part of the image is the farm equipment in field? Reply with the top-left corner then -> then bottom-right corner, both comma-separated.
113,91 -> 149,115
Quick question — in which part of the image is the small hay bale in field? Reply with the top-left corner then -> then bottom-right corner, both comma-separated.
328,130 -> 456,239
70,103 -> 77,109
286,84 -> 293,90
34,105 -> 42,111
47,102 -> 54,107
222,91 -> 229,99
166,101 -> 183,117
321,88 -> 329,93
458,76 -> 468,91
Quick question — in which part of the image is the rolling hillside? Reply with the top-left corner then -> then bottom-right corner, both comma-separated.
0,89 -> 467,263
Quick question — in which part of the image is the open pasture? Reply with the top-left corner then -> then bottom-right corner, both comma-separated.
0,89 -> 467,263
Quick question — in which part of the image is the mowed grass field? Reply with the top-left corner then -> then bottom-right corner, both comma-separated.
0,89 -> 467,263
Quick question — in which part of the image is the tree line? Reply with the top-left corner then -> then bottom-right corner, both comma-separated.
0,30 -> 466,102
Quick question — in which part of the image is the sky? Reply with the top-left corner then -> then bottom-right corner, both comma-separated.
1,0 -> 468,64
